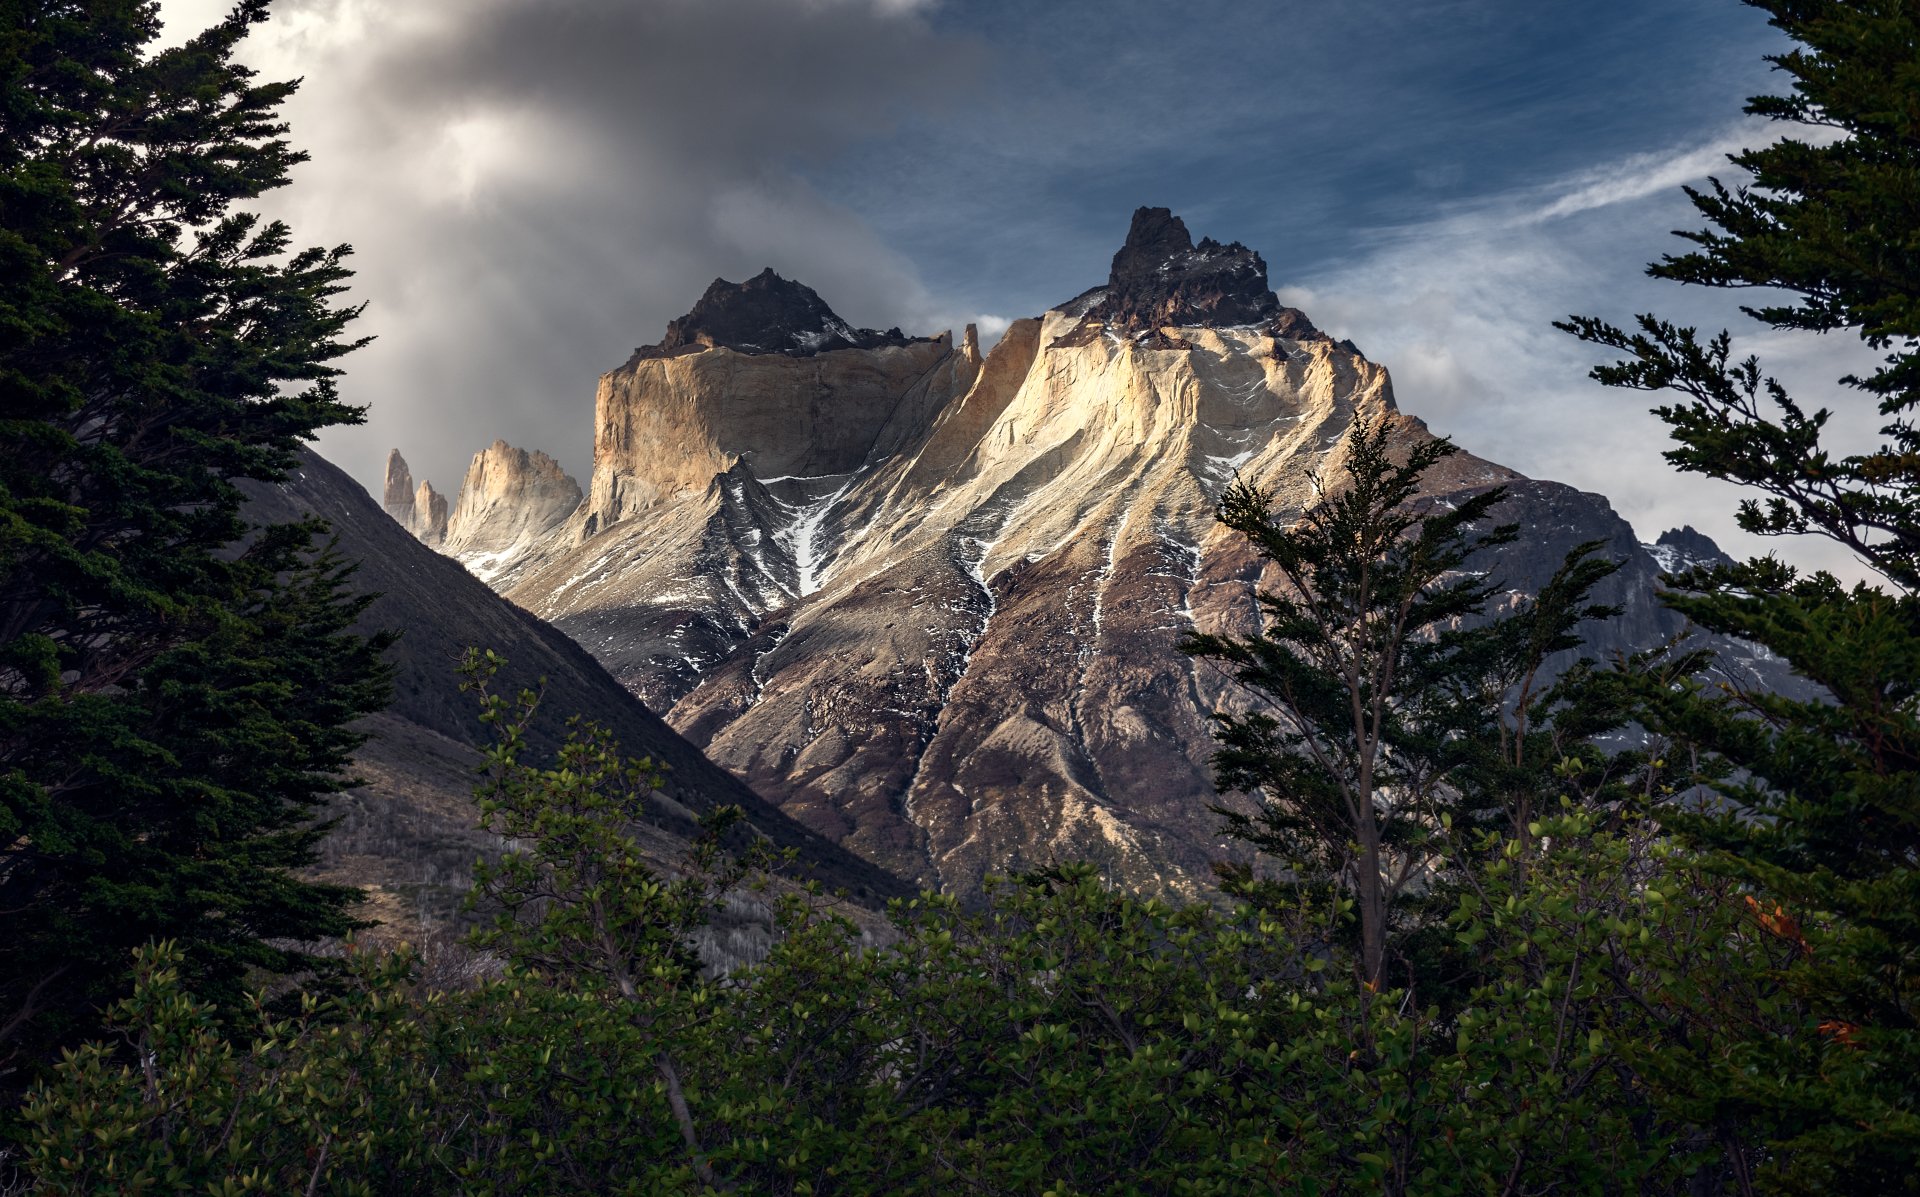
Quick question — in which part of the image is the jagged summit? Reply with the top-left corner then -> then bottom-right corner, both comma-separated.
382,449 -> 415,524
630,268 -> 924,362
383,448 -> 449,543
1647,525 -> 1736,574
1056,207 -> 1283,345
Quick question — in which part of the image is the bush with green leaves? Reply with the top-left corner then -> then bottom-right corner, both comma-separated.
12,765 -> 1759,1193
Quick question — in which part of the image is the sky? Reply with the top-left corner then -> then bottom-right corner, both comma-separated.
156,0 -> 1883,578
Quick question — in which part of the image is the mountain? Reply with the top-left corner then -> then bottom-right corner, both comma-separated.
1645,525 -> 1736,575
441,440 -> 582,582
387,207 -> 1803,900
634,267 -> 927,359
241,451 -> 912,937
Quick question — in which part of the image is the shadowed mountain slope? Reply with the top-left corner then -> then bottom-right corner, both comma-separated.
243,451 -> 913,932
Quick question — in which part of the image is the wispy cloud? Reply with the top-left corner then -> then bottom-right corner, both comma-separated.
1284,125 -> 1884,581
1527,131 -> 1757,222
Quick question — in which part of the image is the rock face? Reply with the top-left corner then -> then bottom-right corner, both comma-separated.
242,450 -> 911,939
586,326 -> 964,533
381,442 -> 586,588
382,450 -> 417,529
413,480 -> 449,545
381,450 -> 455,545
634,268 -> 925,361
1647,525 -> 1736,574
1055,206 -> 1281,347
388,210 -> 1804,900
443,441 -> 583,585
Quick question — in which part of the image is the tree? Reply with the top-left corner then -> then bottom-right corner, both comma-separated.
10,835 -> 1720,1194
0,0 -> 385,1086
1183,415 -> 1620,988
1557,5 -> 1920,588
459,649 -> 762,1192
1561,1 -> 1920,1186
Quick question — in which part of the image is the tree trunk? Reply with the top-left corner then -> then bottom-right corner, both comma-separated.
1357,818 -> 1386,988
658,1051 -> 727,1191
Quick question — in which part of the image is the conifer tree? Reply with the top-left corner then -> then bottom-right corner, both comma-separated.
1561,1 -> 1920,1185
1184,416 -> 1619,988
0,0 -> 386,1086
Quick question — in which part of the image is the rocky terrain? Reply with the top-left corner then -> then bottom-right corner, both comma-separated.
386,208 -> 1801,900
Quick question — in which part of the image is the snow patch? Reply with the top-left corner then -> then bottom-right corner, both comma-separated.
1643,542 -> 1682,574
776,475 -> 858,596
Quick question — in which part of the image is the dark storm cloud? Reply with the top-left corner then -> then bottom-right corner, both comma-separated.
205,0 -> 987,494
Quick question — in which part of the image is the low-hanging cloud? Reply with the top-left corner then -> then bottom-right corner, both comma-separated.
160,0 -> 989,493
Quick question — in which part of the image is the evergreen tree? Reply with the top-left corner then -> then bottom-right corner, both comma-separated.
1183,415 -> 1620,988
0,0 -> 386,1086
1561,0 -> 1920,1185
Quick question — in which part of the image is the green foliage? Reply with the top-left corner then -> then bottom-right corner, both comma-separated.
458,647 -> 770,1190
0,0 -> 386,1085
1615,568 -> 1920,1191
16,837 -> 1749,1195
18,941 -> 424,1196
461,648 -> 751,994
1558,0 -> 1920,585
13,645 -> 1747,1194
1560,1 -> 1920,1188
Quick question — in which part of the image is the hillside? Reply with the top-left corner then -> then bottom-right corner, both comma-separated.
243,451 -> 914,936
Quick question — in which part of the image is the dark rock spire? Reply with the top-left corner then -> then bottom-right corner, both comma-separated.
1055,207 -> 1284,345
630,268 -> 923,362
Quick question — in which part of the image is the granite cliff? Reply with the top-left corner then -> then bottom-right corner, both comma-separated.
386,208 -> 1799,899
442,440 -> 582,583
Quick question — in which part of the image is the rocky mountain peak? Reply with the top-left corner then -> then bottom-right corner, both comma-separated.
414,480 -> 449,545
383,207 -> 1812,901
382,450 -> 415,526
1058,206 -> 1281,343
1647,525 -> 1736,574
443,440 -> 583,583
1109,206 -> 1200,279
630,268 -> 922,362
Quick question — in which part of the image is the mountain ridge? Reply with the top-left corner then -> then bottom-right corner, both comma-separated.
380,206 -> 1804,898
631,267 -> 929,362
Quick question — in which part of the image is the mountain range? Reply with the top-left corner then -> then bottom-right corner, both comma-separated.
379,207 -> 1795,900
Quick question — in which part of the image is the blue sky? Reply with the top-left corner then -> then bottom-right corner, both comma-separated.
834,0 -> 1783,319
156,0 -> 1873,576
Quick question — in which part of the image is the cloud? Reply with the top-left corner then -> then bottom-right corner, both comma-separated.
156,0 -> 1871,584
158,0 -> 985,495
1529,136 -> 1752,222
1283,124 -> 1888,582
